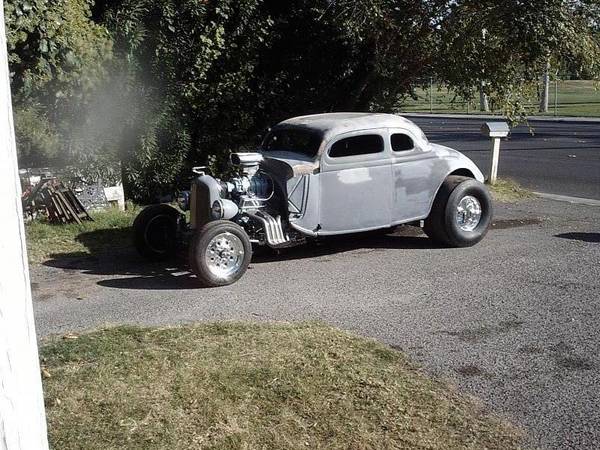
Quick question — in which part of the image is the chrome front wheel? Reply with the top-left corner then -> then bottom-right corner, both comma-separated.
190,220 -> 252,287
205,232 -> 246,278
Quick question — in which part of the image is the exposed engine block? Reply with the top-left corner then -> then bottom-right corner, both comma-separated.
189,152 -> 291,247
224,153 -> 274,205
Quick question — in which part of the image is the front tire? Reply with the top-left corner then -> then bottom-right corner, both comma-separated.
424,176 -> 493,247
133,204 -> 180,261
189,220 -> 252,287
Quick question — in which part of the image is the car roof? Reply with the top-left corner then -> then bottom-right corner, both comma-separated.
275,113 -> 419,141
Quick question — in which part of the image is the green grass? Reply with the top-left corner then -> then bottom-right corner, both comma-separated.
399,80 -> 600,117
488,178 -> 535,203
41,322 -> 524,450
25,206 -> 139,264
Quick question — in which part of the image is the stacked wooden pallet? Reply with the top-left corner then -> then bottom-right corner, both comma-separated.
22,178 -> 92,224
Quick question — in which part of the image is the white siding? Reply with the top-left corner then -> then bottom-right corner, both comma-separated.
0,2 -> 50,448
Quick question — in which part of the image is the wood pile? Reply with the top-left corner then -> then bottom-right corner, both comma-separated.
22,178 -> 93,224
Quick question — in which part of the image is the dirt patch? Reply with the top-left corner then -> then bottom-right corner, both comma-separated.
391,225 -> 424,237
440,327 -> 494,344
498,320 -> 525,331
455,365 -> 494,379
518,345 -> 543,355
555,355 -> 595,371
491,218 -> 542,230
549,342 -> 595,371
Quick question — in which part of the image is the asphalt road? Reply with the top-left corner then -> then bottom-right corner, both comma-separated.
409,117 -> 600,200
32,198 -> 600,450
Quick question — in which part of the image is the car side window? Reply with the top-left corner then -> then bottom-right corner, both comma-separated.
329,134 -> 384,158
391,133 -> 415,152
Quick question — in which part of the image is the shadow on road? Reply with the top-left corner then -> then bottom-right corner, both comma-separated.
42,226 -> 439,290
253,229 -> 437,264
44,252 -> 201,290
555,232 -> 600,243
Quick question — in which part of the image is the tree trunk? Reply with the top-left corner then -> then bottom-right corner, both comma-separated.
539,60 -> 550,113
0,1 -> 50,448
479,81 -> 489,112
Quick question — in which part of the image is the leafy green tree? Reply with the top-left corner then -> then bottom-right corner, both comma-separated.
13,104 -> 60,167
7,0 -> 599,199
249,0 -> 441,114
94,0 -> 442,200
436,0 -> 600,118
4,0 -> 112,166
90,0 -> 274,200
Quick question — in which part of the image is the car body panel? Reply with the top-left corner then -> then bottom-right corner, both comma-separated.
318,128 -> 392,234
258,113 -> 484,237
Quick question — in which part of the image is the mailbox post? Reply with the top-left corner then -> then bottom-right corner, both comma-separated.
481,122 -> 510,185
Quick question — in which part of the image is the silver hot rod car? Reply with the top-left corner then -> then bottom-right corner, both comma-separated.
133,113 -> 492,287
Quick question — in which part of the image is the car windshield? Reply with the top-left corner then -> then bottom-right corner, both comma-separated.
261,128 -> 322,158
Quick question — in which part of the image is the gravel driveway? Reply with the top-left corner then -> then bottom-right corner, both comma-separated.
31,198 -> 600,450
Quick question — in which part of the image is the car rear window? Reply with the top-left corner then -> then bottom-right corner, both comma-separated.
329,134 -> 384,158
262,129 -> 322,158
391,133 -> 415,152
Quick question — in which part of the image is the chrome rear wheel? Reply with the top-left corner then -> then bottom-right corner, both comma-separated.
455,195 -> 482,232
424,176 -> 492,248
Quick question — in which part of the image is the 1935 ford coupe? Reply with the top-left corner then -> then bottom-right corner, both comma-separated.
133,113 -> 492,287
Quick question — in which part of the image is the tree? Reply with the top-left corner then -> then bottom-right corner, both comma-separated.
7,0 -> 598,199
4,0 -> 112,167
436,0 -> 600,119
93,0 -> 442,200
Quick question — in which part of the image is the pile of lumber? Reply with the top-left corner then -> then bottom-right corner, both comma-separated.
22,178 -> 92,224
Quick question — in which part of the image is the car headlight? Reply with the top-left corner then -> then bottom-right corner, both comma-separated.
211,200 -> 224,219
210,199 -> 239,220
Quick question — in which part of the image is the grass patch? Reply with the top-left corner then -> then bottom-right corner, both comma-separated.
488,178 -> 534,203
25,206 -> 139,264
42,322 -> 523,450
399,79 -> 600,117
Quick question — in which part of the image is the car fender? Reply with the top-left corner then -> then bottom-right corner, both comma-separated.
425,143 -> 486,216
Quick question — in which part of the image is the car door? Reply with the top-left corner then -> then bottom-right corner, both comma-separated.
318,129 -> 392,234
389,127 -> 437,223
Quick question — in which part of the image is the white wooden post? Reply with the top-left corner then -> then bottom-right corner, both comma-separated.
481,122 -> 509,185
0,1 -> 50,448
488,137 -> 501,185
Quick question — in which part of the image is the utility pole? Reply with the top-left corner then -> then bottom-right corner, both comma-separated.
479,28 -> 489,112
0,1 -> 50,448
554,70 -> 559,117
479,81 -> 489,112
540,60 -> 550,113
429,76 -> 433,113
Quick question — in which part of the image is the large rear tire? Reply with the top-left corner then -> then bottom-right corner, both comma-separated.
424,176 -> 493,247
133,204 -> 180,261
189,220 -> 252,287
